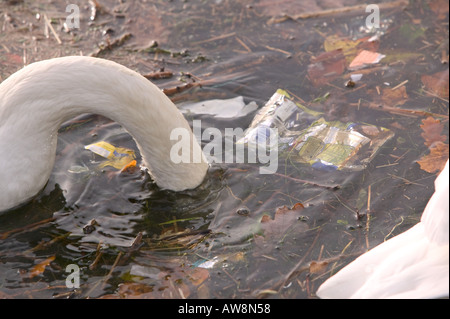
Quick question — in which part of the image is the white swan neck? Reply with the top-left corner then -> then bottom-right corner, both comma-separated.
0,56 -> 207,211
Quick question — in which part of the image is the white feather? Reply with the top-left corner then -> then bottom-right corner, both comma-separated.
317,160 -> 449,298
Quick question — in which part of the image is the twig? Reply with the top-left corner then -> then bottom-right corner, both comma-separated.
255,230 -> 321,297
85,251 -> 123,297
273,172 -> 341,190
143,71 -> 173,80
98,251 -> 123,292
421,88 -> 449,103
375,162 -> 399,168
384,216 -> 404,241
192,32 -> 236,45
235,37 -> 252,53
90,33 -> 132,57
43,14 -> 62,44
264,45 -> 291,57
391,79 -> 409,90
349,100 -> 449,119
0,217 -> 56,239
163,82 -> 200,96
89,244 -> 104,271
293,0 -> 408,20
388,174 -> 426,187
365,185 -> 371,250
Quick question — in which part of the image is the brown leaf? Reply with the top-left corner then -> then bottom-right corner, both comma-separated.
420,117 -> 447,147
261,203 -> 306,238
381,86 -> 408,106
115,283 -> 154,299
4,53 -> 23,66
421,69 -> 449,98
29,256 -> 55,279
186,267 -> 209,287
417,142 -> 449,173
324,35 -> 380,64
418,117 -> 448,173
307,49 -> 346,87
428,0 -> 449,20
99,265 -> 209,299
309,261 -> 329,275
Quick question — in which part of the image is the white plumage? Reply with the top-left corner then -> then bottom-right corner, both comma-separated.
0,56 -> 208,212
317,160 -> 449,299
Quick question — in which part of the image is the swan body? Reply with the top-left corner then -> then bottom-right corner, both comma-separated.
0,56 -> 208,212
317,160 -> 449,298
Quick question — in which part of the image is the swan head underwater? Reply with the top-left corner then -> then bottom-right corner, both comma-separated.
0,56 -> 208,212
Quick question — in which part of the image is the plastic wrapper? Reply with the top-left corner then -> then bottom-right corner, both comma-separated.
85,141 -> 136,170
238,89 -> 394,171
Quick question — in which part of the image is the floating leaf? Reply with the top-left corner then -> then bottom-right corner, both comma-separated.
260,203 -> 306,238
421,69 -> 449,98
381,86 -> 408,106
428,0 -> 449,20
418,117 -> 448,173
101,266 -> 209,299
309,260 -> 328,275
29,256 -> 55,279
417,142 -> 449,173
324,35 -> 379,64
307,49 -> 346,87
187,267 -> 210,286
120,160 -> 138,174
420,117 -> 447,147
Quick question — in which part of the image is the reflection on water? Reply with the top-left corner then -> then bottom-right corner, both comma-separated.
0,0 -> 447,298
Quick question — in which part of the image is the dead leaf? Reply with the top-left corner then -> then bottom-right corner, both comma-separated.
29,256 -> 55,279
324,35 -> 379,64
186,267 -> 210,287
418,117 -> 448,173
381,86 -> 408,106
420,117 -> 447,147
0,53 -> 23,66
309,261 -> 329,275
120,160 -> 138,174
100,265 -> 209,299
421,69 -> 449,98
115,283 -> 154,299
307,50 -> 346,87
428,0 -> 449,20
417,142 -> 449,173
260,203 -> 306,238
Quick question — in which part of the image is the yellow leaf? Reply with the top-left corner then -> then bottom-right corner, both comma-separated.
324,35 -> 380,64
